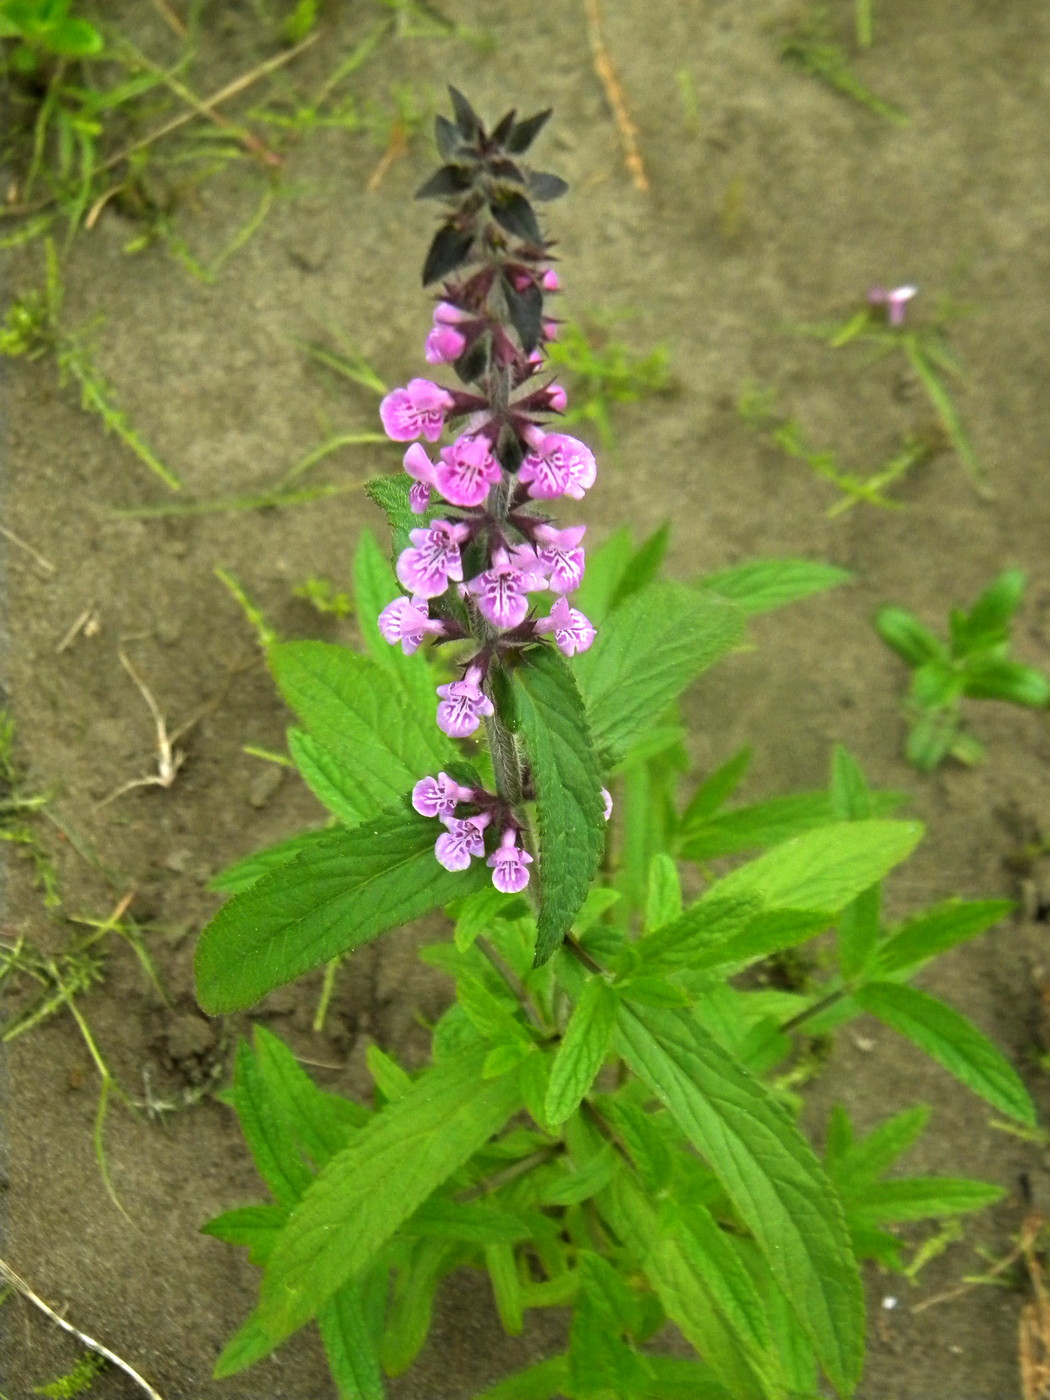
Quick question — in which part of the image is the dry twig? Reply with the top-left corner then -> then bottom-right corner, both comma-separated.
582,0 -> 650,192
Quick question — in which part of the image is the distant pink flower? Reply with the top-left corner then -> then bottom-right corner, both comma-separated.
412,772 -> 474,819
535,596 -> 596,656
518,431 -> 596,500
541,268 -> 560,292
396,520 -> 471,598
533,523 -> 586,593
434,434 -> 503,508
464,547 -> 546,630
380,378 -> 454,442
425,324 -> 467,364
868,284 -> 917,327
601,788 -> 613,822
487,828 -> 533,893
436,665 -> 494,738
435,812 -> 491,871
377,595 -> 444,655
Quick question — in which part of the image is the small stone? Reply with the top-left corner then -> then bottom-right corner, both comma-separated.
248,765 -> 285,809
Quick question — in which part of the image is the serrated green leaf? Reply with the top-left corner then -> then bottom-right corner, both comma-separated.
457,973 -> 533,1048
697,558 -> 850,615
365,473 -> 430,558
645,853 -> 683,932
254,1025 -> 365,1166
366,1043 -> 413,1103
230,1039 -> 312,1207
470,1355 -> 571,1400
382,1237 -> 457,1375
405,1198 -> 532,1245
538,1142 -> 616,1205
873,898 -> 1013,977
513,648 -> 605,966
195,807 -> 489,1013
854,982 -> 1036,1125
544,978 -> 618,1125
451,886 -> 529,952
485,1241 -> 524,1334
847,1175 -> 1004,1224
318,1280 -> 387,1400
250,1046 -> 521,1356
635,893 -> 762,975
572,525 -> 634,625
270,640 -> 451,815
575,581 -> 744,767
592,1095 -> 673,1193
679,745 -> 752,827
608,521 -> 671,610
288,727 -> 369,825
826,1105 -> 930,1187
679,786 -> 906,862
201,1204 -> 287,1267
352,527 -> 440,717
614,1002 -> 864,1395
209,826 -> 332,894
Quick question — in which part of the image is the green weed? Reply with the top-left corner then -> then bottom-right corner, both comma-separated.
781,5 -> 907,125
545,312 -> 674,447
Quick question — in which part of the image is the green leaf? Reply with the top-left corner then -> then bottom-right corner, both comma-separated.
270,640 -> 450,815
875,605 -> 947,667
614,1002 -> 864,1395
512,648 -> 605,965
365,473 -> 429,558
352,528 -> 440,714
252,1046 -> 521,1354
609,521 -> 671,610
706,819 -> 923,916
962,656 -> 1050,707
254,1025 -> 365,1165
854,982 -> 1036,1125
873,898 -> 1013,977
826,1104 -> 930,1187
201,1204 -> 287,1267
635,892 -> 761,975
544,978 -> 618,1125
382,1238 -> 458,1374
679,745 -> 752,827
592,1095 -> 673,1193
288,727 -> 369,825
575,581 -> 744,767
318,1280 -> 387,1400
195,807 -> 489,1013
209,826 -> 333,894
679,787 -> 905,861
405,1198 -> 532,1245
952,568 -> 1025,653
537,1142 -> 616,1205
572,525 -> 634,625
485,1241 -> 524,1334
644,853 -> 683,931
847,1176 -> 1004,1224
229,1039 -> 312,1207
696,558 -> 850,615
470,1355 -> 572,1400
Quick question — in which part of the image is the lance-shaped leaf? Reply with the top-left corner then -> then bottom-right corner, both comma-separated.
872,897 -> 1013,977
423,223 -> 475,285
544,977 -> 618,1125
696,558 -> 850,615
574,580 -> 744,768
209,826 -> 333,895
512,648 -> 605,966
318,1281 -> 387,1400
614,1002 -> 864,1396
270,641 -> 451,810
853,981 -> 1036,1125
196,807 -> 489,1013
246,1045 -> 521,1356
287,728 -> 368,826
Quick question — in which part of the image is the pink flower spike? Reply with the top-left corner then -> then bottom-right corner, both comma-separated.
412,771 -> 474,819
518,432 -> 596,501
465,548 -> 543,630
396,520 -> 470,598
435,666 -> 494,739
601,788 -> 613,822
377,595 -> 444,655
487,828 -> 533,893
425,324 -> 467,364
434,433 -> 503,508
536,596 -> 596,657
868,284 -> 917,327
435,813 -> 490,872
534,523 -> 586,594
380,378 -> 455,443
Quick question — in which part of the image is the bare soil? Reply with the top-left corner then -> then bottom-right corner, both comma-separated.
3,1 -> 1050,1396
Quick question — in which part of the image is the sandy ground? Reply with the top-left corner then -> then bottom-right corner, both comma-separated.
2,0 -> 1050,1395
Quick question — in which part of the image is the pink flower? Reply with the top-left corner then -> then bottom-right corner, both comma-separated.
377,595 -> 444,654
403,443 -> 437,514
380,378 -> 454,442
425,324 -> 467,364
434,301 -> 470,324
546,383 -> 567,413
412,772 -> 474,819
487,828 -> 533,893
464,547 -> 546,630
541,268 -> 560,292
435,812 -> 491,872
535,596 -> 596,656
396,520 -> 471,598
601,787 -> 613,822
435,666 -> 494,739
434,434 -> 503,508
533,523 -> 586,593
868,284 -> 917,327
518,431 -> 596,501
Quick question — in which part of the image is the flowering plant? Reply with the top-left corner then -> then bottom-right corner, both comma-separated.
195,92 -> 1034,1398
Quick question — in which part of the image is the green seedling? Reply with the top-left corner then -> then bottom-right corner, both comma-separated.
545,312 -> 674,447
31,1349 -> 106,1398
876,569 -> 1050,771
781,5 -> 906,125
0,0 -> 102,71
739,381 -> 934,515
790,287 -> 989,498
293,576 -> 354,618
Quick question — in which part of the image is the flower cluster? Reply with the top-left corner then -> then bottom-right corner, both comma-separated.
375,90 -> 605,892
